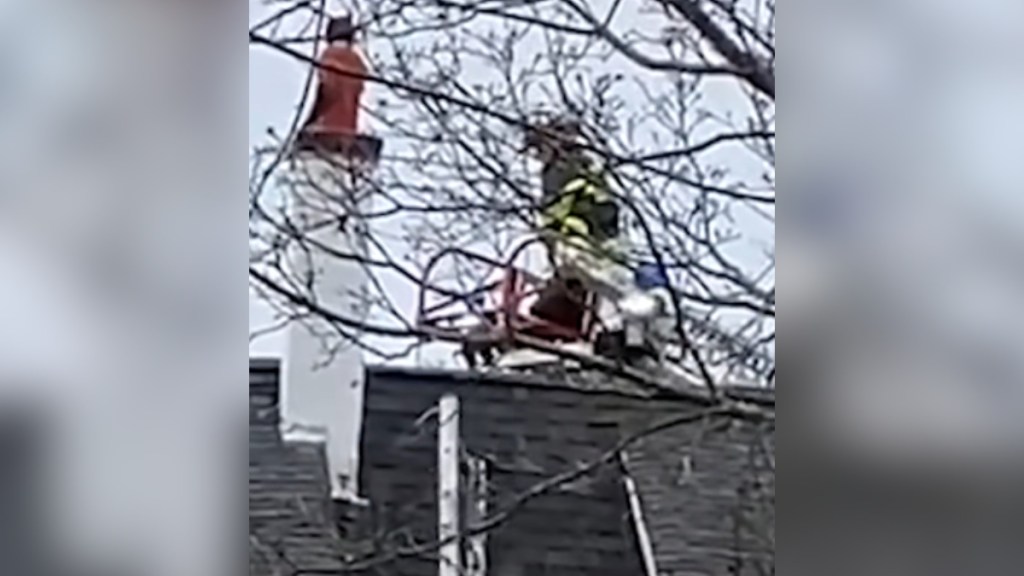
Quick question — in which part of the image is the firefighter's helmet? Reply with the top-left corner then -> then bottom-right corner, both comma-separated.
522,115 -> 584,153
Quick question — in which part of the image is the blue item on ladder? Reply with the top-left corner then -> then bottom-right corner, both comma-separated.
634,263 -> 670,290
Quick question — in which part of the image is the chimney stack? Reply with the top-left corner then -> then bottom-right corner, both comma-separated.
279,12 -> 383,501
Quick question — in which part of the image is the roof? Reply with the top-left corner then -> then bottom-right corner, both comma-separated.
369,364 -> 775,406
621,407 -> 775,576
361,365 -> 774,576
249,360 -> 350,576
248,359 -> 774,576
359,366 -> 648,576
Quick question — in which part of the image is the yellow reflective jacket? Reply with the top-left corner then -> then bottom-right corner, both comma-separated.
539,165 -> 620,245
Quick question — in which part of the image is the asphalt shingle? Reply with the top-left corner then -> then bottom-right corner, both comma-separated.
359,366 -> 648,576
248,359 -> 774,576
249,359 -> 347,576
622,410 -> 775,576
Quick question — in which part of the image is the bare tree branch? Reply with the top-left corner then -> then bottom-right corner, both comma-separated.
656,0 -> 775,99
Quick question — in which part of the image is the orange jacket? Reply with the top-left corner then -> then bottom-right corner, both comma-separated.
303,42 -> 368,136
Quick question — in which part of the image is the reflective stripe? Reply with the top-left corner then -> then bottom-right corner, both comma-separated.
541,168 -> 615,241
563,175 -> 610,202
540,192 -> 577,227
562,216 -> 590,236
590,187 -> 611,202
563,178 -> 590,194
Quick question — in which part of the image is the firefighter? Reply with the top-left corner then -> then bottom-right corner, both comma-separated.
523,117 -> 675,365
523,117 -> 635,304
523,118 -> 618,252
522,117 -> 644,349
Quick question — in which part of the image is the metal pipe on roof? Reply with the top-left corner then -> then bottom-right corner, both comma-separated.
622,453 -> 660,576
438,394 -> 462,576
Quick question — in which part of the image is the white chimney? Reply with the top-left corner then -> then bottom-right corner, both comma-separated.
279,142 -> 379,501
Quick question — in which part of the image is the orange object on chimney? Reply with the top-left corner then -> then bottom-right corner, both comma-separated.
303,29 -> 368,137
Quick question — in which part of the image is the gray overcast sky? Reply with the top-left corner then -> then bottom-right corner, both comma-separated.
249,2 -> 316,357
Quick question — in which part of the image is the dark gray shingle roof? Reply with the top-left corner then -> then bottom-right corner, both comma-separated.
249,359 -> 347,576
359,366 -> 649,576
622,411 -> 775,576
248,359 -> 774,576
363,366 -> 774,576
